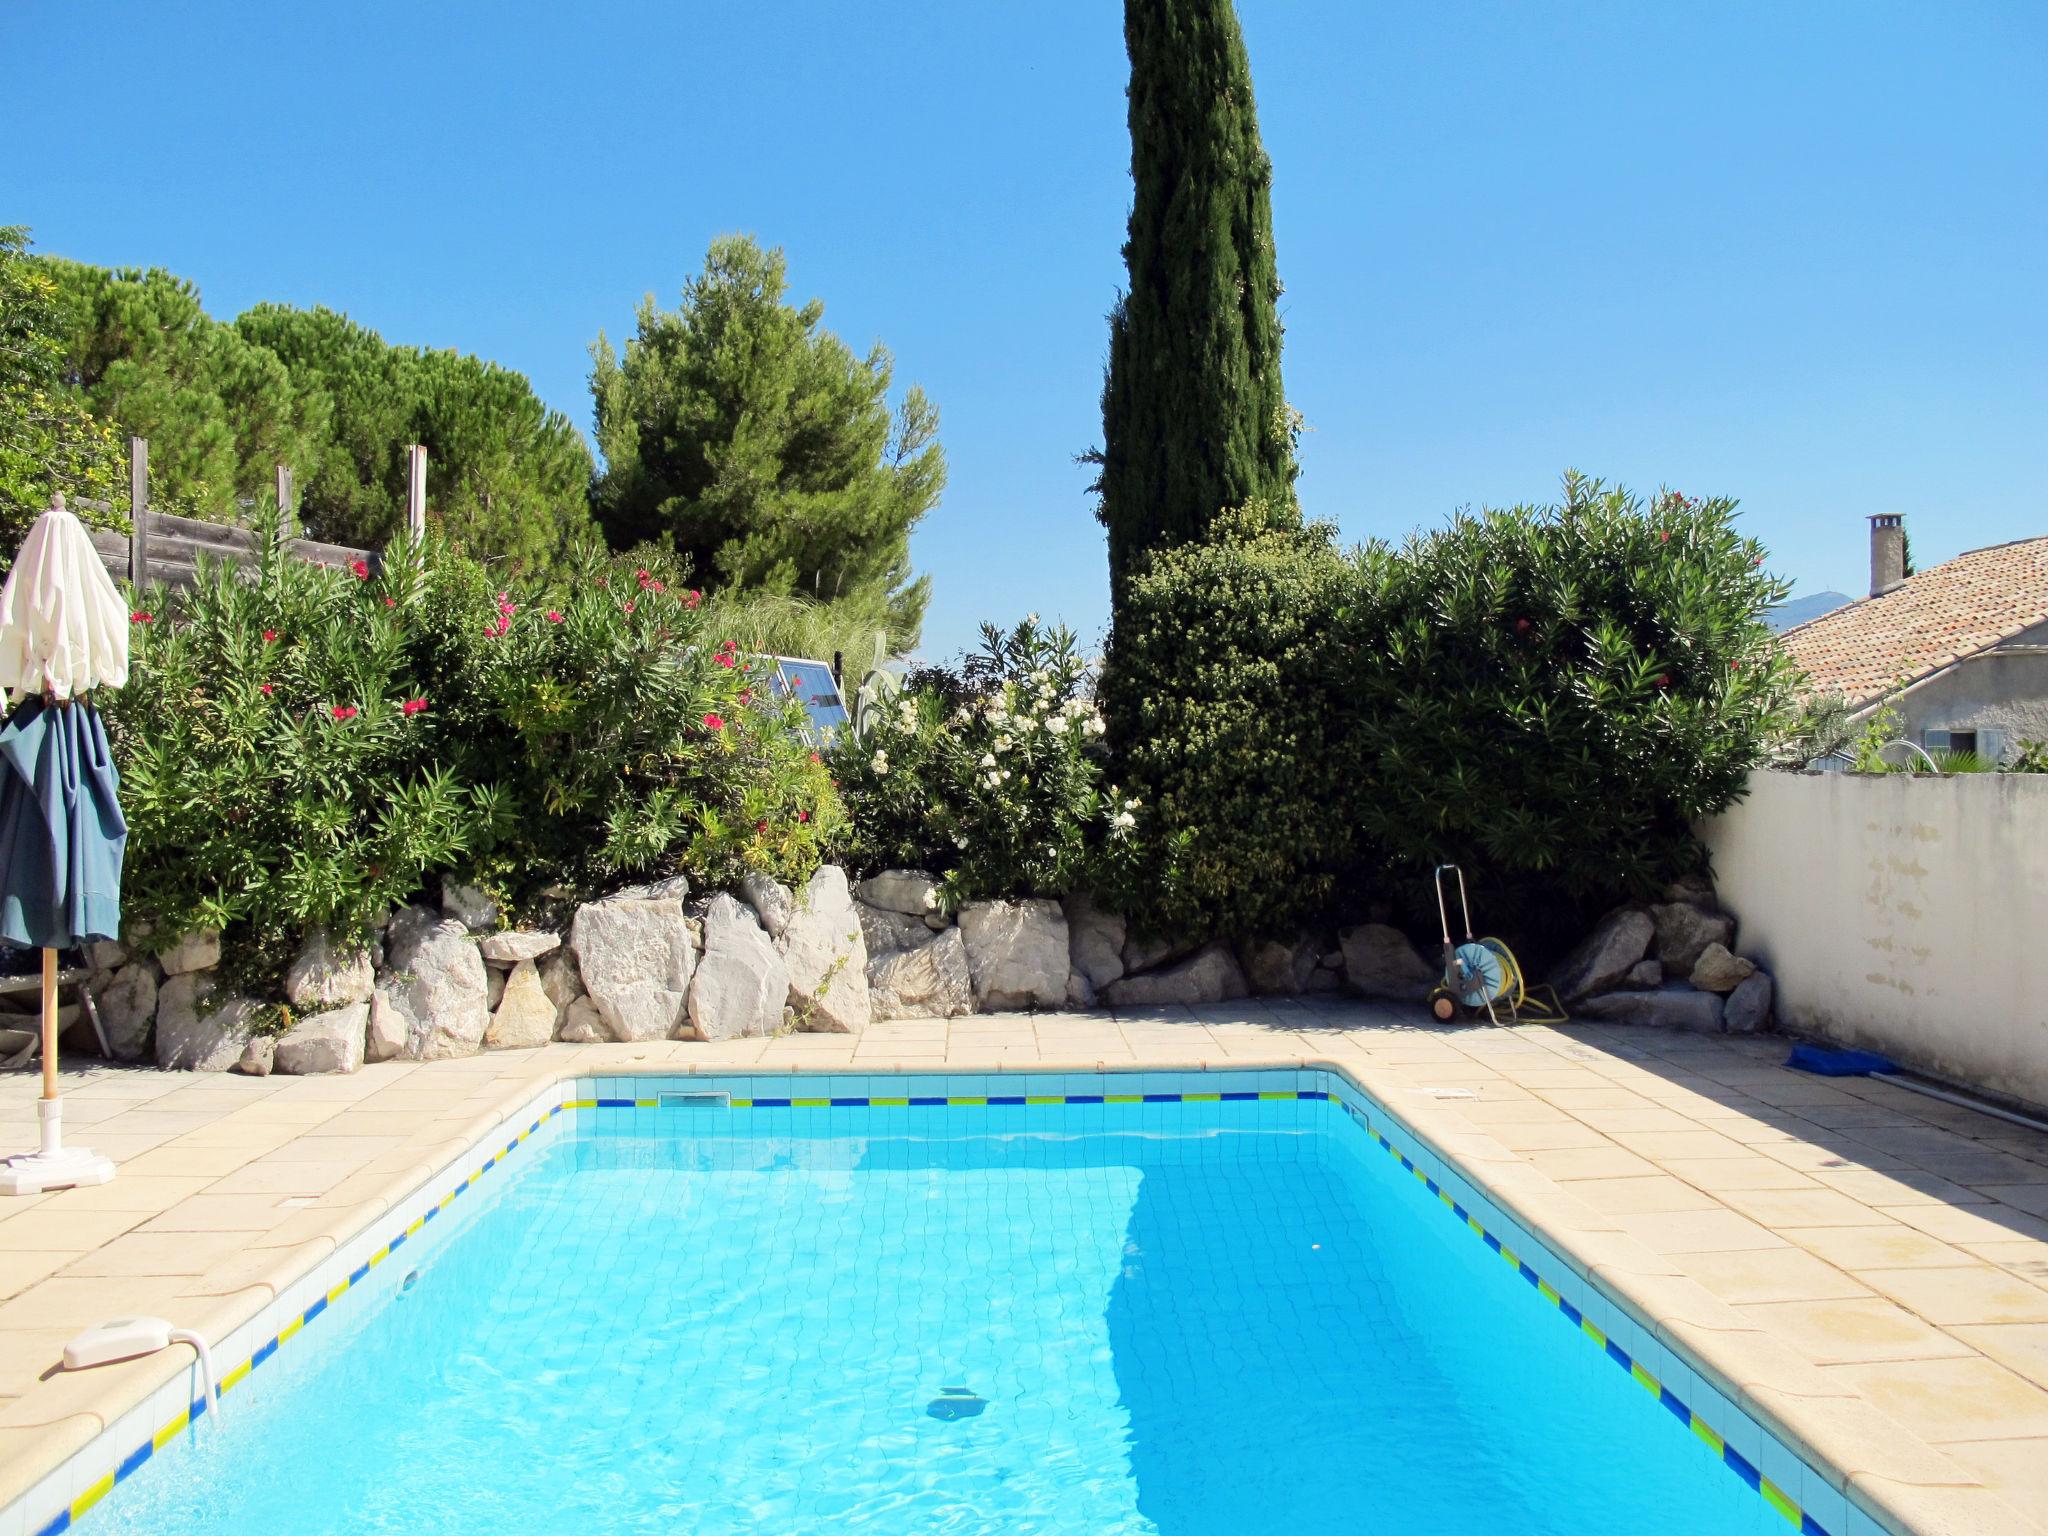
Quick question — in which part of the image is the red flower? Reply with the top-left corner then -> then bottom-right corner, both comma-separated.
1659,531 -> 1670,544
754,820 -> 768,835
683,589 -> 701,609
797,809 -> 811,824
809,752 -> 821,764
498,600 -> 515,617
703,713 -> 724,731
649,579 -> 665,593
349,559 -> 370,580
624,600 -> 636,613
635,567 -> 651,585
262,629 -> 278,644
259,683 -> 273,696
714,639 -> 739,668
1655,674 -> 1672,690
545,610 -> 564,624
1514,618 -> 1530,633
383,596 -> 396,608
738,688 -> 753,704
129,611 -> 153,625
331,704 -> 358,721
401,697 -> 429,716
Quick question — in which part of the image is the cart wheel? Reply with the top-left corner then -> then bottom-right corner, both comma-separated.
1431,994 -> 1457,1022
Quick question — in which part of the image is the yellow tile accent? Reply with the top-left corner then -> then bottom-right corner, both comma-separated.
1691,1416 -> 1725,1455
635,1098 -> 658,1108
326,1279 -> 350,1306
220,1359 -> 252,1393
406,1217 -> 426,1236
791,1098 -> 831,1108
1498,1245 -> 1520,1269
948,1097 -> 987,1106
1581,1318 -> 1606,1348
1257,1091 -> 1293,1101
1631,1362 -> 1662,1396
277,1317 -> 304,1344
728,1098 -> 754,1107
869,1097 -> 909,1107
1760,1477 -> 1800,1527
151,1409 -> 190,1451
1183,1092 -> 1221,1102
1024,1096 -> 1063,1105
1105,1094 -> 1143,1104
71,1469 -> 115,1518
1537,1280 -> 1562,1306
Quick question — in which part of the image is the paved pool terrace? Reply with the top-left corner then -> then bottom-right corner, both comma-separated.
2,1001 -> 2047,1536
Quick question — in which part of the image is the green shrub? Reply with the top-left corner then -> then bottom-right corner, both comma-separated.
108,531 -> 841,985
832,618 -> 1138,906
1337,473 -> 1799,903
1102,504 -> 1357,940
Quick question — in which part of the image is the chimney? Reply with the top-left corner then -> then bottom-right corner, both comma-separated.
1869,514 -> 1907,597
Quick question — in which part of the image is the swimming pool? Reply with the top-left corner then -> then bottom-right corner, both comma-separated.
41,1070 -> 1856,1535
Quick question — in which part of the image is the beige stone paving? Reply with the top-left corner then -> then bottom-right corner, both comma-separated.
0,1005 -> 2046,1533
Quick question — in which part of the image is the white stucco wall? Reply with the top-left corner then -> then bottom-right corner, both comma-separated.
1701,771 -> 2048,1108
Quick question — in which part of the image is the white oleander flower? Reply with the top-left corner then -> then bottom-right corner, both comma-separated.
979,752 -> 997,768
1111,809 -> 1137,832
953,834 -> 968,849
870,750 -> 889,774
922,888 -> 937,910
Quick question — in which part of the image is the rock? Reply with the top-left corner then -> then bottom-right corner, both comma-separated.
232,1035 -> 274,1076
1244,937 -> 1319,996
381,918 -> 490,1060
441,882 -> 499,932
478,930 -> 561,964
485,961 -> 556,1049
687,894 -> 790,1040
958,899 -> 1069,1011
1623,959 -> 1664,990
87,939 -> 131,971
1104,943 -> 1249,1008
538,948 -> 585,1023
1650,902 -> 1736,976
274,1003 -> 367,1075
608,875 -> 691,902
90,962 -> 157,1061
738,871 -> 796,940
868,927 -> 974,1019
855,869 -> 942,918
1661,872 -> 1719,910
1724,971 -> 1774,1034
155,973 -> 258,1071
365,990 -> 408,1063
1340,923 -> 1437,1000
484,966 -> 508,1012
556,995 -> 606,1043
1575,986 -> 1726,1033
570,896 -> 697,1042
284,929 -> 374,1008
1303,958 -> 1346,995
159,929 -> 221,976
384,904 -> 442,960
1063,894 -> 1126,990
1689,942 -> 1756,994
1066,970 -> 1098,1008
856,901 -> 932,957
922,912 -> 950,931
1551,908 -> 1656,1002
779,867 -> 870,1033
1121,933 -> 1185,977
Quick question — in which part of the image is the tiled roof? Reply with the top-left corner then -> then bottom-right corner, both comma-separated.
1780,535 -> 2048,706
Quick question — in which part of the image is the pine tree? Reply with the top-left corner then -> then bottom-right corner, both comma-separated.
589,235 -> 942,653
1096,0 -> 1298,607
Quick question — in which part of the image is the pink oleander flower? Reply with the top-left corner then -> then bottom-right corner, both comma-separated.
401,697 -> 429,716
624,600 -> 635,613
546,610 -> 564,624
683,589 -> 701,609
350,559 -> 370,580
703,712 -> 725,731
262,629 -> 278,644
260,683 -> 274,696
331,704 -> 358,721
130,611 -> 153,625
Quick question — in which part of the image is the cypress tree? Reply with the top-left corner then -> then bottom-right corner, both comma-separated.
1097,0 -> 1298,607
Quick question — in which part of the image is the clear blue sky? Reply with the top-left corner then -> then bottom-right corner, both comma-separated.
7,0 -> 2044,661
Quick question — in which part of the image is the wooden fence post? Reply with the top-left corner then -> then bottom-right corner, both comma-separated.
405,445 -> 428,537
275,464 -> 295,542
127,437 -> 149,586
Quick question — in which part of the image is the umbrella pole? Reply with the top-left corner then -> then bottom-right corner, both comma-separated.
39,947 -> 59,1154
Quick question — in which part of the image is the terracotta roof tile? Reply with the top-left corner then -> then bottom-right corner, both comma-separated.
1780,535 -> 2048,706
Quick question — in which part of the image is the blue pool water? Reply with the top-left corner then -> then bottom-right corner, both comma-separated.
92,1086 -> 1797,1535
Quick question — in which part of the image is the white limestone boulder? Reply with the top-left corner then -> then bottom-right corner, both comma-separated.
958,899 -> 1068,1011
479,930 -> 561,964
1689,942 -> 1757,994
155,973 -> 259,1071
381,917 -> 490,1060
441,882 -> 500,932
485,960 -> 557,1049
365,989 -> 408,1063
855,869 -> 942,918
1650,901 -> 1736,976
285,929 -> 374,1009
1340,923 -> 1436,1000
1724,971 -> 1774,1034
158,929 -> 221,977
90,961 -> 158,1062
274,1003 -> 368,1075
1063,893 -> 1126,992
1551,908 -> 1656,1002
739,871 -> 796,941
1576,986 -> 1726,1033
779,866 -> 870,1033
1104,942 -> 1249,1008
688,895 -> 789,1040
868,927 -> 974,1020
556,995 -> 607,1043
569,895 -> 697,1042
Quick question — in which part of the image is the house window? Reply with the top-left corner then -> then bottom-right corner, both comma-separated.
1947,730 -> 1978,756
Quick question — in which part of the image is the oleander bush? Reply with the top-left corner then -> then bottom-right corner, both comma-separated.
107,527 -> 840,981
831,617 -> 1140,907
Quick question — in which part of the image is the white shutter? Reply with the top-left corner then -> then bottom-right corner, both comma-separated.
1980,728 -> 2007,763
1922,728 -> 1952,752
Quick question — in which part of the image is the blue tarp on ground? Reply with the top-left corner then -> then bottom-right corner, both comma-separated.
0,697 -> 126,949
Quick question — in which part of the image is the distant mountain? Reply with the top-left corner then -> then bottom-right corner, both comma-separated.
1767,591 -> 1852,632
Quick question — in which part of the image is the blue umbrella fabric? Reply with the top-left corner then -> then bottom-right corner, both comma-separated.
0,696 -> 126,950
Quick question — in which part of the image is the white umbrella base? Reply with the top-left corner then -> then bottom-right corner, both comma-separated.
0,1144 -> 115,1195
0,1100 -> 114,1195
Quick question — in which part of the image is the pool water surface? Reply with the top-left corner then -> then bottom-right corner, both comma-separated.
87,1079 -> 1812,1535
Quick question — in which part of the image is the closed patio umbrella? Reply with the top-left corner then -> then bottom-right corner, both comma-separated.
0,493 -> 128,1196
